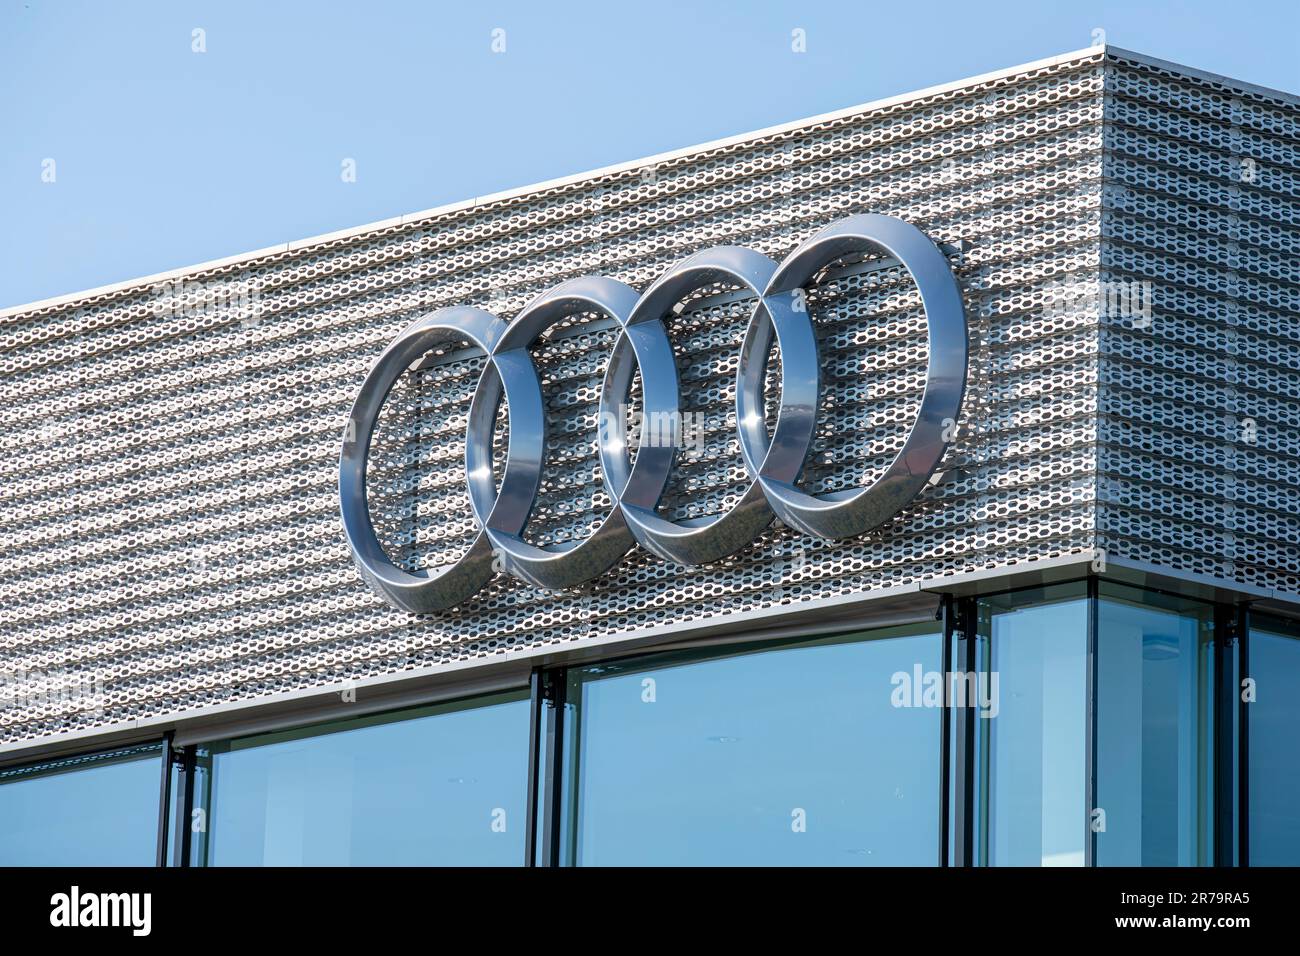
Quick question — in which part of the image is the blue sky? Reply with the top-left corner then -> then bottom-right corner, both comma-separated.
2,0 -> 1297,310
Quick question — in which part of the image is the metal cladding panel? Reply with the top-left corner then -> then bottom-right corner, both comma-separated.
1098,54 -> 1300,596
0,53 -> 1113,744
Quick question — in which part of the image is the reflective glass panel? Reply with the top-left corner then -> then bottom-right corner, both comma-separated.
1095,583 -> 1214,866
196,690 -> 530,866
977,583 -> 1089,866
561,624 -> 943,866
0,744 -> 163,866
1248,616 -> 1300,865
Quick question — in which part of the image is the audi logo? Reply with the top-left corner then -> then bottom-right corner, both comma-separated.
341,214 -> 967,613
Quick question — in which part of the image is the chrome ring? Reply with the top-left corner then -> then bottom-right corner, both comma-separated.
756,214 -> 967,538
339,307 -> 527,613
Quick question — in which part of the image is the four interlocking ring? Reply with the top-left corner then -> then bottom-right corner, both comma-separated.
340,214 -> 967,613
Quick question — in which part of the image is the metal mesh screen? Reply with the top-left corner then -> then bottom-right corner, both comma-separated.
0,52 -> 1122,743
1098,54 -> 1300,594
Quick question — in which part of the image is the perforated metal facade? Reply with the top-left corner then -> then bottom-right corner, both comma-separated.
1098,53 -> 1300,594
1,47 -> 1295,755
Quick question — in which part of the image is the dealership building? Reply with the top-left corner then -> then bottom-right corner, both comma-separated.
2,45 -> 1298,867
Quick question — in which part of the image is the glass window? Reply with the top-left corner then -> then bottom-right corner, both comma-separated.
193,690 -> 531,866
1095,583 -> 1215,866
1247,614 -> 1300,865
0,743 -> 164,866
977,583 -> 1089,866
560,624 -> 943,866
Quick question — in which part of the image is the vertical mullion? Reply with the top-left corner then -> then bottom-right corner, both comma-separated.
154,732 -> 174,868
939,595 -> 954,867
1214,603 -> 1237,866
540,667 -> 568,867
952,595 -> 976,866
176,745 -> 197,867
1238,603 -> 1251,868
524,668 -> 543,867
975,600 -> 994,864
1086,575 -> 1099,868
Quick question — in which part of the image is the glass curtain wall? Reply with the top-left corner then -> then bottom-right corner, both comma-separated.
558,624 -> 944,866
6,580 -> 1297,866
